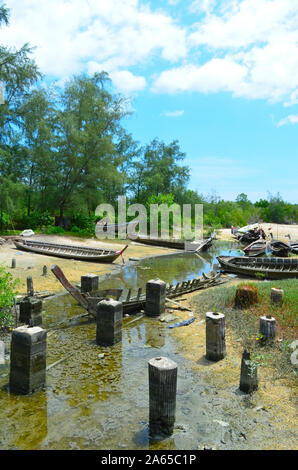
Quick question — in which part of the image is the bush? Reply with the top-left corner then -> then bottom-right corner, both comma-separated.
0,265 -> 19,329
45,226 -> 65,234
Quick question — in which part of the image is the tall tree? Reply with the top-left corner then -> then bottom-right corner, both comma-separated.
52,72 -> 134,220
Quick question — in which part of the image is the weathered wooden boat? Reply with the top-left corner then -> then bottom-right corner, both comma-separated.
51,264 -> 227,317
243,240 -> 268,257
286,235 -> 298,254
14,239 -> 128,263
129,232 -> 216,252
96,220 -> 138,234
217,256 -> 298,279
268,240 -> 291,257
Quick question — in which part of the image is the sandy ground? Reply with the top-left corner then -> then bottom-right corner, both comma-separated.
217,223 -> 298,242
0,234 -> 177,294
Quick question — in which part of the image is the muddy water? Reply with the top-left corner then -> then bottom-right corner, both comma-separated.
0,241 -> 263,450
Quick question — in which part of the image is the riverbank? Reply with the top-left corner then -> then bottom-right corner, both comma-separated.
167,280 -> 297,450
0,234 -> 177,294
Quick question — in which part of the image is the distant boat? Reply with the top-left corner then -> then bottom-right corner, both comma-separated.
14,239 -> 128,263
217,255 -> 298,279
129,232 -> 216,252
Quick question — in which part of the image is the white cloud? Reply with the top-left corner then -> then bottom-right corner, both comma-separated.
1,0 -> 187,78
152,59 -> 247,94
109,70 -> 147,93
277,115 -> 298,127
162,110 -> 184,117
153,0 -> 298,104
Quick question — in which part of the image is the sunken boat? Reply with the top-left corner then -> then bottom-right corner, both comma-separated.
14,239 -> 128,263
51,263 -> 226,316
217,255 -> 298,279
129,232 -> 216,252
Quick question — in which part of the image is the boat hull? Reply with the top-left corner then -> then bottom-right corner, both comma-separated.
217,256 -> 298,279
14,240 -> 126,263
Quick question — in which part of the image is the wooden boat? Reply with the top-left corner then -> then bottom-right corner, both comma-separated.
268,240 -> 291,257
243,240 -> 268,257
51,264 -> 226,317
286,235 -> 298,254
14,239 -> 128,263
129,232 -> 216,252
217,255 -> 298,279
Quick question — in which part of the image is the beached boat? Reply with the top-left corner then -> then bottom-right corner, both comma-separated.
268,240 -> 291,257
217,255 -> 298,279
129,232 -> 216,252
243,240 -> 268,257
14,239 -> 128,263
51,264 -> 226,316
286,235 -> 298,254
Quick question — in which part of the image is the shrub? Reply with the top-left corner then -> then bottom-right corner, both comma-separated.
0,265 -> 19,329
45,226 -> 65,234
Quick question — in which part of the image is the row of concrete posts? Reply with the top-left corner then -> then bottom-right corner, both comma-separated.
9,275 -> 279,439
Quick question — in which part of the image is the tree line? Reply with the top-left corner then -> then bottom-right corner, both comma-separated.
0,3 -> 297,236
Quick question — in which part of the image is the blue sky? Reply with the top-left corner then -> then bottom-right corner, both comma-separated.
1,0 -> 298,202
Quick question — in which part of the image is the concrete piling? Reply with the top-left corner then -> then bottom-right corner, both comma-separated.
9,326 -> 47,395
260,315 -> 277,341
96,299 -> 122,346
81,274 -> 99,293
239,350 -> 258,394
205,311 -> 226,361
11,258 -> 16,269
148,356 -> 177,438
19,296 -> 43,326
145,279 -> 166,317
26,276 -> 34,297
42,265 -> 47,276
270,288 -> 283,305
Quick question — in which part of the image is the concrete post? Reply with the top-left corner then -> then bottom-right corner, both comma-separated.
145,279 -> 166,317
11,258 -> 16,269
9,326 -> 47,395
270,288 -> 283,305
19,296 -> 43,326
205,311 -> 226,361
26,276 -> 34,297
96,299 -> 122,346
239,350 -> 258,394
42,265 -> 47,276
148,356 -> 177,438
260,316 -> 277,341
81,274 -> 99,293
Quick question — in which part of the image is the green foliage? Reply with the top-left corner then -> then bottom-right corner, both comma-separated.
0,264 -> 18,328
45,225 -> 65,234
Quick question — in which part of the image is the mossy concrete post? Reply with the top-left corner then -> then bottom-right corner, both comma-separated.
270,288 -> 283,305
145,279 -> 166,317
148,356 -> 177,438
26,276 -> 34,297
260,315 -> 277,341
81,274 -> 99,293
205,311 -> 226,361
239,350 -> 258,394
19,296 -> 43,326
11,258 -> 16,269
42,265 -> 47,276
96,299 -> 122,346
9,326 -> 47,395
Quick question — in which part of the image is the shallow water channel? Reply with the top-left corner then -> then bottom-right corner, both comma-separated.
1,241 -> 258,450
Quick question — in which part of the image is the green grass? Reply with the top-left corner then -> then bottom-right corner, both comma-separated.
192,279 -> 298,381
